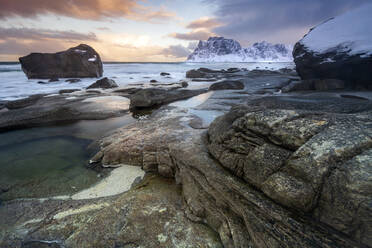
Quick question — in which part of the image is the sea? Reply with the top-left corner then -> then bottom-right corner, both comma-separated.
0,62 -> 294,101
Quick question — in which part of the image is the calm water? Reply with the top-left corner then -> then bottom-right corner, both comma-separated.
0,115 -> 136,201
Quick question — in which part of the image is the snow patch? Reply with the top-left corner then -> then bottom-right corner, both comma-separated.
88,55 -> 97,62
301,3 -> 372,56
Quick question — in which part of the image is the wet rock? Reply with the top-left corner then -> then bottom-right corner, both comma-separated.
181,81 -> 188,88
87,77 -> 118,89
113,88 -> 141,95
65,79 -> 82,83
5,94 -> 44,110
282,79 -> 345,92
19,44 -> 103,79
160,72 -> 170,76
59,89 -> 80,94
129,88 -> 207,109
48,77 -> 59,82
186,69 -> 207,78
208,80 -> 244,91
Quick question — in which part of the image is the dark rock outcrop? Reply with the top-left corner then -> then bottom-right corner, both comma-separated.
129,88 -> 207,109
65,79 -> 82,83
282,79 -> 345,92
209,80 -> 244,91
87,77 -> 118,89
19,44 -> 103,79
5,94 -> 44,110
293,5 -> 372,89
59,89 -> 80,94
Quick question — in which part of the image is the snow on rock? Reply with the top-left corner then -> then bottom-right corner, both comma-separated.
187,37 -> 293,62
88,55 -> 97,62
293,4 -> 372,89
299,4 -> 372,57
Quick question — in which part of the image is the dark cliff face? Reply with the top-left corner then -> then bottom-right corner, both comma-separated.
293,42 -> 372,89
19,44 -> 103,79
293,6 -> 372,89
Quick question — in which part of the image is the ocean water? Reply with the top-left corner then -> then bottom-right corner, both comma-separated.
0,62 -> 294,101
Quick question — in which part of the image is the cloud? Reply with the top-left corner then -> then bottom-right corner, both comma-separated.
0,27 -> 98,60
0,27 -> 97,41
169,30 -> 214,41
162,45 -> 192,58
0,0 -> 177,22
207,0 -> 370,44
186,17 -> 221,29
97,27 -> 111,31
0,39 -> 67,55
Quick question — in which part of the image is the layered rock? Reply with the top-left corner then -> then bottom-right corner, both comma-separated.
19,44 -> 103,79
293,4 -> 372,89
90,101 -> 372,247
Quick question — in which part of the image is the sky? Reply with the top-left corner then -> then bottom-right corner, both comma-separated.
0,0 -> 369,62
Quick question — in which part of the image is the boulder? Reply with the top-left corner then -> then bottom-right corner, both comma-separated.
282,79 -> 345,92
19,44 -> 103,79
48,77 -> 59,82
160,72 -> 170,76
59,89 -> 80,94
209,80 -> 244,91
87,77 -> 118,89
129,88 -> 207,109
65,79 -> 82,83
186,69 -> 207,78
293,4 -> 372,89
5,94 -> 44,110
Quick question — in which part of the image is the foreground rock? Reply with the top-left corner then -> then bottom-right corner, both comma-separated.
87,77 -> 118,89
91,94 -> 372,247
129,88 -> 207,109
19,44 -> 103,79
0,175 -> 222,248
209,80 -> 244,91
293,4 -> 372,89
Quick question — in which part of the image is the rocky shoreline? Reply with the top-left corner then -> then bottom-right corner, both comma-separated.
1,11 -> 372,246
1,66 -> 371,247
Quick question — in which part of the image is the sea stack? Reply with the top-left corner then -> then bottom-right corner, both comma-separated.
293,4 -> 372,89
19,44 -> 103,79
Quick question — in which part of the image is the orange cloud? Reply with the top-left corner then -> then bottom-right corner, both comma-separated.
169,30 -> 215,41
0,0 -> 177,22
186,17 -> 222,29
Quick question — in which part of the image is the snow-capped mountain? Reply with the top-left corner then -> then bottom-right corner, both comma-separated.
187,37 -> 293,62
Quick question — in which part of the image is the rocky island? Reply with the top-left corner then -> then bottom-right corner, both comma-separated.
1,3 -> 372,248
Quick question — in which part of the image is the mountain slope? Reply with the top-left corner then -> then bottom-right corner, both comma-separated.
187,37 -> 293,62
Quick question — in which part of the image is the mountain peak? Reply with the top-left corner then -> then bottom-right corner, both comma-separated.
187,37 -> 293,62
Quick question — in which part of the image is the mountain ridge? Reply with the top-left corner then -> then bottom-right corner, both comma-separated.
187,37 -> 293,62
